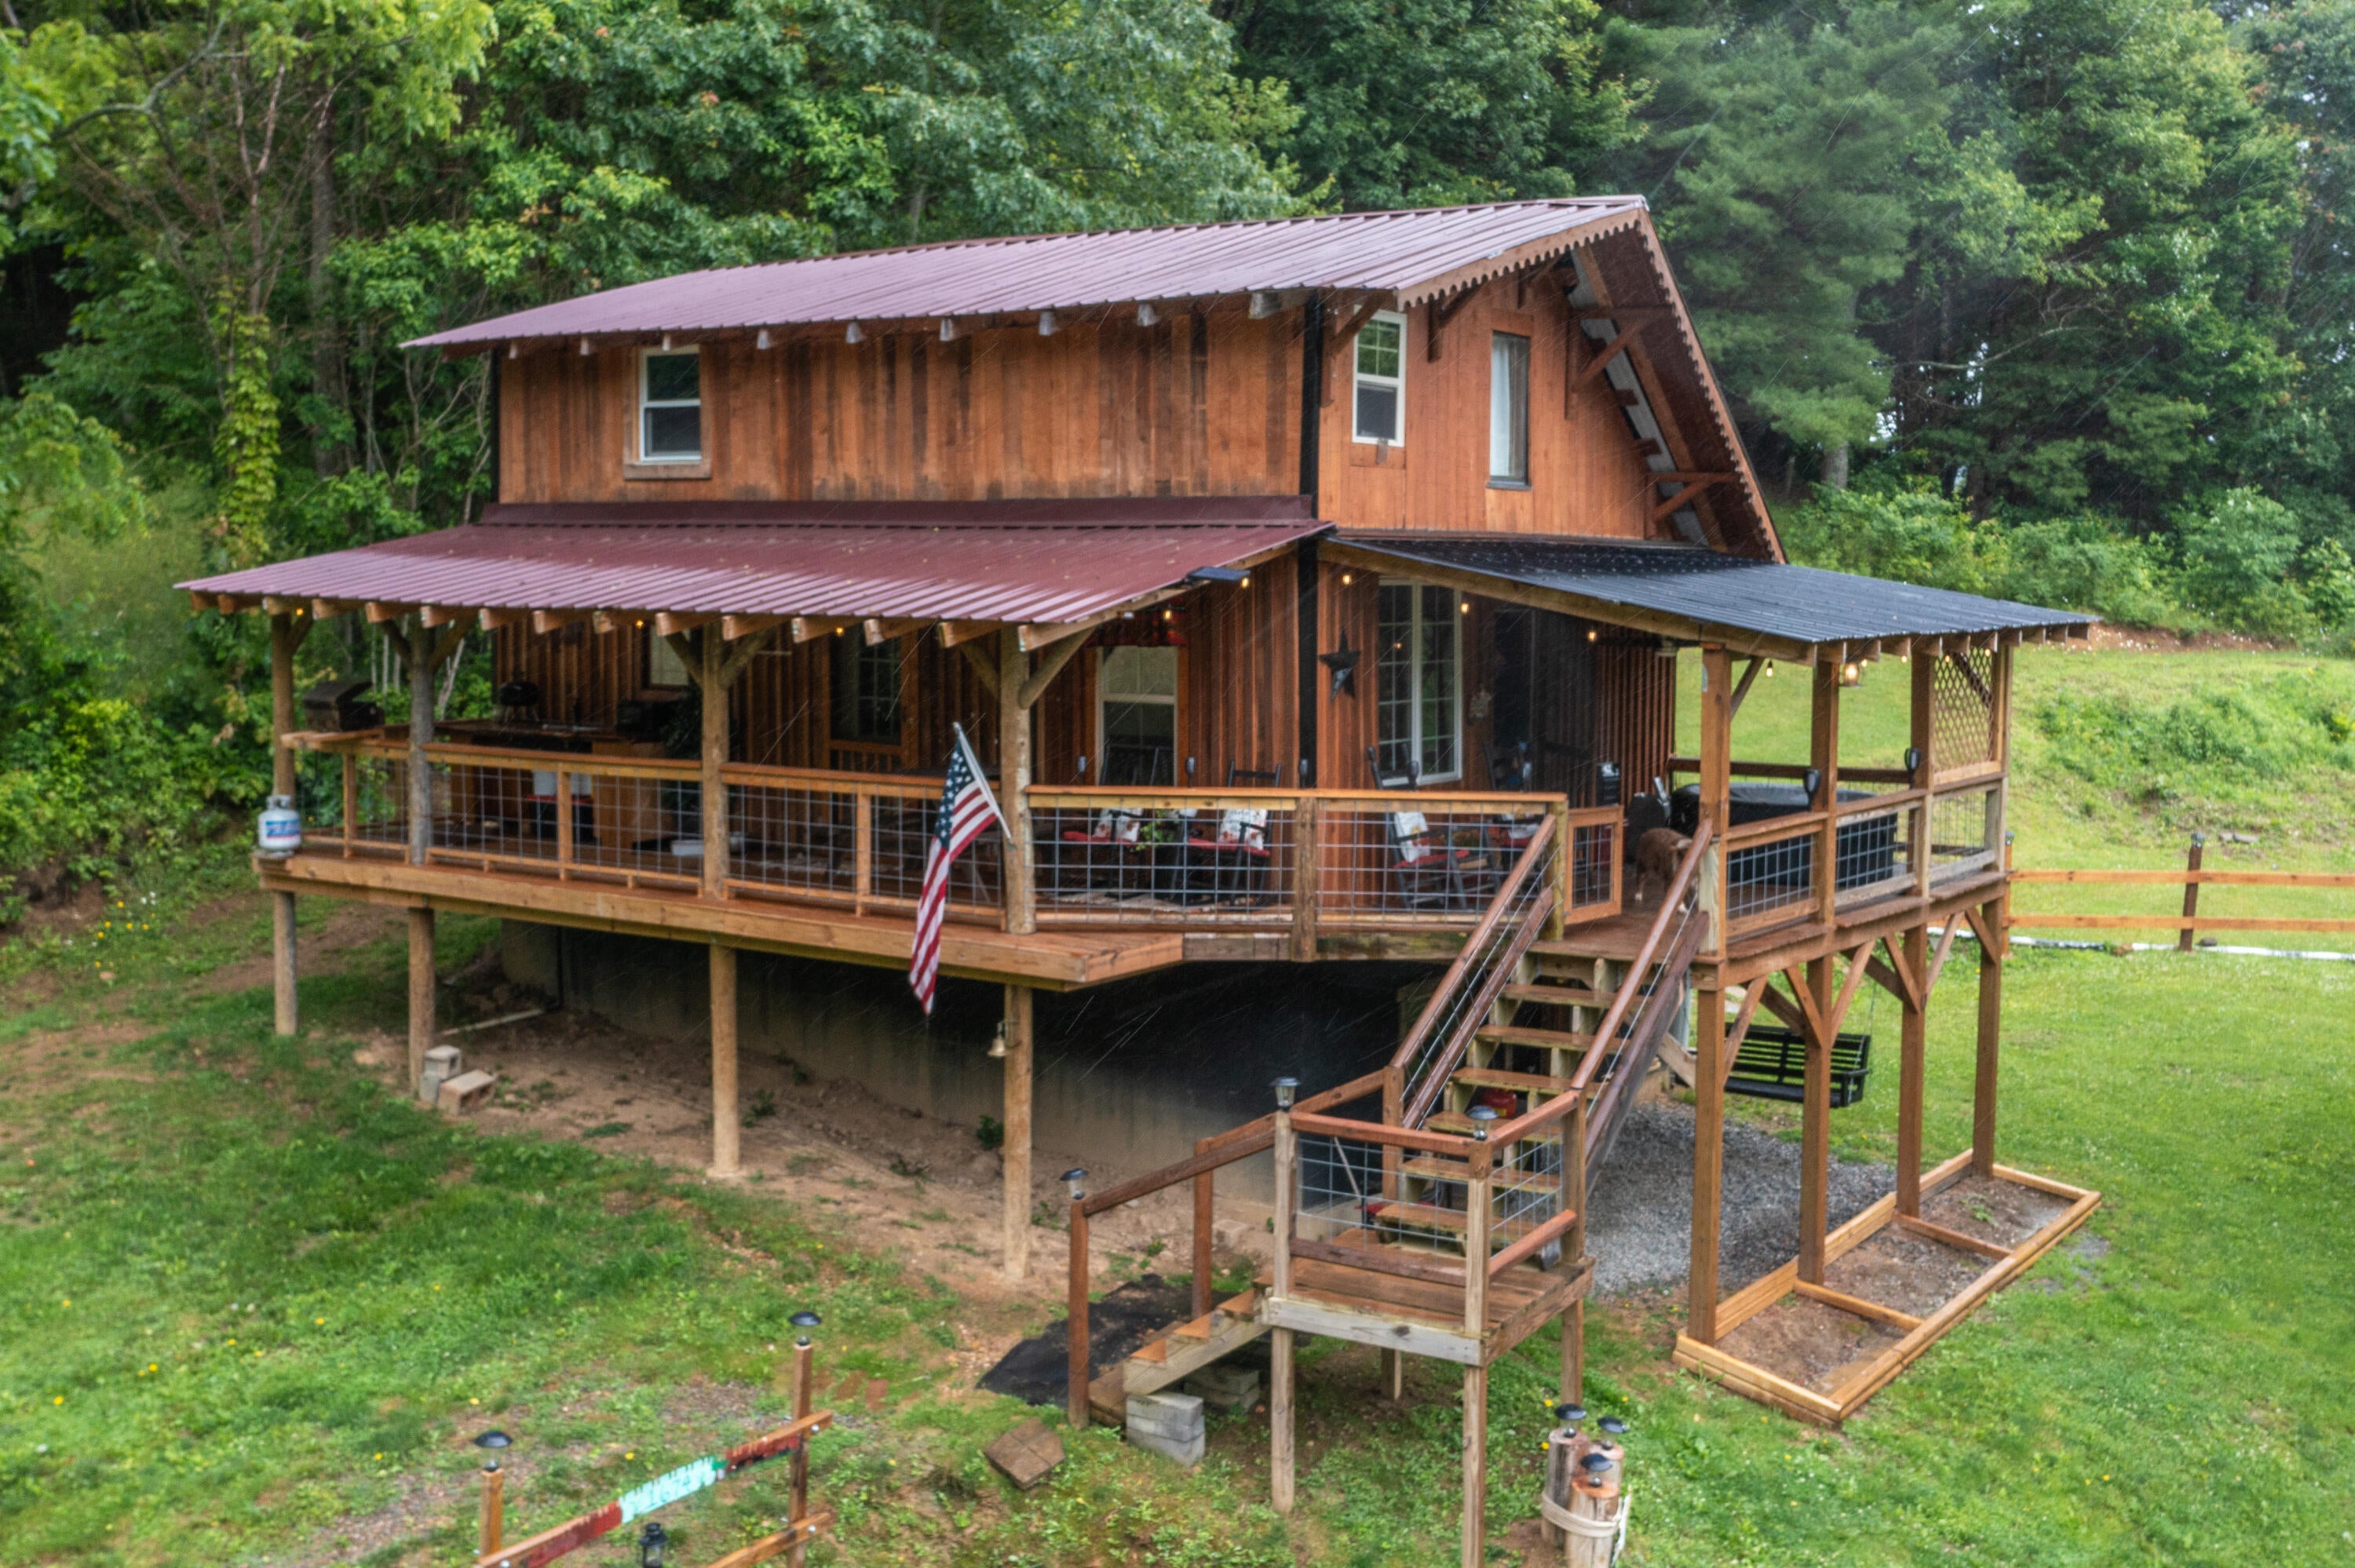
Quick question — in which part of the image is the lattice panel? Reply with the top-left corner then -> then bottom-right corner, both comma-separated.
1930,650 -> 1996,772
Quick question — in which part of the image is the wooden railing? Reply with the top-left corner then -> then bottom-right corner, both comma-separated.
2012,835 -> 2355,946
286,731 -> 1625,939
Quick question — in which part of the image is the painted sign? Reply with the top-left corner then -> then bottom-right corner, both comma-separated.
619,1455 -> 727,1523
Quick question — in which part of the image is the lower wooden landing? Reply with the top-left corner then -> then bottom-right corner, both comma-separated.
1258,1253 -> 1594,1369
1672,1150 -> 2099,1424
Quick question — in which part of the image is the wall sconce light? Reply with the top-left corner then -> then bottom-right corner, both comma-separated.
1586,627 -> 1597,643
1459,600 -> 1471,614
1341,571 -> 1354,585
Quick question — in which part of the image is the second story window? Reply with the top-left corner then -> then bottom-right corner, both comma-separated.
1489,331 -> 1529,483
1354,312 -> 1406,444
639,348 -> 703,462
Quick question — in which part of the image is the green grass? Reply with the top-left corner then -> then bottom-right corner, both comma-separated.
3,649 -> 2353,1563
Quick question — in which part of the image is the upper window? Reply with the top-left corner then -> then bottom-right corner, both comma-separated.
1376,583 -> 1462,782
1353,312 -> 1406,445
831,635 -> 905,744
638,348 -> 703,462
1489,332 -> 1529,483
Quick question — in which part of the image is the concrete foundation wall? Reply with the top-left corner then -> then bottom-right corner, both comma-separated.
500,923 -> 1435,1188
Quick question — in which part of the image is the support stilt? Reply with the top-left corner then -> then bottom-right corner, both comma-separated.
710,943 -> 739,1177
1460,1363 -> 1487,1568
1002,983 -> 1034,1279
1687,986 -> 1725,1343
1897,923 -> 1928,1216
1562,1299 -> 1584,1409
1798,954 -> 1832,1283
407,906 -> 435,1097
268,612 -> 303,1038
1270,1327 -> 1295,1513
1973,896 -> 2003,1176
1380,1348 -> 1404,1401
272,891 -> 299,1037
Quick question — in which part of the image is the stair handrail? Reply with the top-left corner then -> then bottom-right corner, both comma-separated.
1387,814 -> 1562,1129
1487,819 -> 1713,1150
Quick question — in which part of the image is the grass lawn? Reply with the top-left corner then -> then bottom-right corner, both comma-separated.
2,647 -> 2351,1564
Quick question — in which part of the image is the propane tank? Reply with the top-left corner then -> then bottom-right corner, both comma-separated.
257,794 -> 303,856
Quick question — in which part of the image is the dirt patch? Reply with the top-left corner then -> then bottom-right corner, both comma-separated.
1716,1295 -> 1908,1395
1921,1172 -> 2072,1249
1824,1227 -> 1987,1316
198,899 -> 405,997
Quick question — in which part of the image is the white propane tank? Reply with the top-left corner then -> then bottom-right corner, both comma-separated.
257,794 -> 302,856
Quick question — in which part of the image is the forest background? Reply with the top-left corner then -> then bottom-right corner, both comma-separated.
4,0 -> 2354,903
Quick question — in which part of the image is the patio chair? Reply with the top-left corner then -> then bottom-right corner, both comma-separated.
1365,745 -> 1419,790
1484,740 -> 1533,792
1184,807 -> 1273,905
1387,810 -> 1484,910
1228,762 -> 1282,786
1050,806 -> 1146,899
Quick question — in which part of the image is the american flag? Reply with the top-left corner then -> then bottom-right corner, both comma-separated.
911,724 -> 1004,1013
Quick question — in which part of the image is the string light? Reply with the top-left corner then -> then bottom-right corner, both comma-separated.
1341,571 -> 1354,585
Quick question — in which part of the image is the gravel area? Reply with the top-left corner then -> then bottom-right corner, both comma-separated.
1585,1099 -> 1894,1296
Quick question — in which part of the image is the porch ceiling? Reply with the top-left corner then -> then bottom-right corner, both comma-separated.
179,497 -> 1323,645
1326,533 -> 2095,662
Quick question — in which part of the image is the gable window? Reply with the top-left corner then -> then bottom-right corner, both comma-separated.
831,636 -> 904,744
1099,645 -> 1178,786
638,348 -> 703,462
1353,312 -> 1406,444
1375,583 -> 1461,782
1489,332 -> 1529,483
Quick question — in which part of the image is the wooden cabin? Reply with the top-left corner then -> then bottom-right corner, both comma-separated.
184,200 -> 2102,1560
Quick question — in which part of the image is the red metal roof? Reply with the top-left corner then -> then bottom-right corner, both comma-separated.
179,498 -> 1324,624
407,199 -> 1648,351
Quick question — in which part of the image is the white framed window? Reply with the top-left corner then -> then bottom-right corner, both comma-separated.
638,346 -> 703,462
1375,583 -> 1462,782
1098,645 -> 1178,786
1353,312 -> 1406,445
1490,331 -> 1529,483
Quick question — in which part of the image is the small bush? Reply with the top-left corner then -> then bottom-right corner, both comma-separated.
2174,488 -> 2315,637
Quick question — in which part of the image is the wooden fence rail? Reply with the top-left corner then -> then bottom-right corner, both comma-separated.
2010,836 -> 2355,945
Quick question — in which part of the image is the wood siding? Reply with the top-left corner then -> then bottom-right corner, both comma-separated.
499,305 -> 1302,504
1313,274 -> 1674,539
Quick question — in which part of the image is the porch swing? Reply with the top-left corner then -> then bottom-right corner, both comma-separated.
1723,983 -> 1878,1109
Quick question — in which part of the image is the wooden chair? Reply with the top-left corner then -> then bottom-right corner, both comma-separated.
1049,807 -> 1146,899
1365,745 -> 1418,790
1387,809 -> 1482,910
1184,806 -> 1273,904
1484,740 -> 1532,792
1228,762 -> 1282,787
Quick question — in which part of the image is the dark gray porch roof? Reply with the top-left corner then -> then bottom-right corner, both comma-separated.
1326,533 -> 2094,658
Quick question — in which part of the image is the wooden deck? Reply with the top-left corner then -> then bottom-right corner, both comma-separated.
1259,1252 -> 1594,1369
257,851 -> 1184,989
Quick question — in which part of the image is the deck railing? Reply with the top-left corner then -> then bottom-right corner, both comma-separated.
287,733 -> 1619,936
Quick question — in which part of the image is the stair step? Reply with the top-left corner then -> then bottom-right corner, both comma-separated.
1476,1025 -> 1596,1050
1399,1154 -> 1477,1181
1366,1200 -> 1561,1237
1502,983 -> 1621,1008
1451,1066 -> 1580,1095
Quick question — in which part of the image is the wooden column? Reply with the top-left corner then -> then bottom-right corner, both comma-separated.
1911,649 -> 1936,896
405,615 -> 436,866
1563,1094 -> 1588,1406
477,1459 -> 504,1556
1811,655 -> 1841,926
1460,1167 -> 1490,1568
1192,1154 -> 1215,1321
999,631 -> 1035,935
1270,1107 -> 1297,1515
700,629 -> 729,898
710,943 -> 739,1176
1381,1348 -> 1405,1401
1798,954 -> 1833,1284
1067,1191 -> 1091,1431
269,614 -> 302,1037
1698,646 -> 1733,955
1002,984 -> 1035,1279
1973,895 -> 2003,1176
1687,986 -> 1725,1343
1896,924 -> 1928,1216
788,1334 -> 815,1568
407,906 -> 435,1097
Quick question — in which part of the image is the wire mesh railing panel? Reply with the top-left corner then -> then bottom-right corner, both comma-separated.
1028,799 -> 1294,924
1831,797 -> 1915,909
867,793 -> 1002,914
1296,1125 -> 1561,1262
728,781 -> 860,901
1568,818 -> 1617,910
350,753 -> 410,853
1394,826 -> 1560,1124
1723,822 -> 1816,926
1929,783 -> 2001,884
1320,805 -> 1549,923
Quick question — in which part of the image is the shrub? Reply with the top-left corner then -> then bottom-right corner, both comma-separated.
2174,488 -> 2315,638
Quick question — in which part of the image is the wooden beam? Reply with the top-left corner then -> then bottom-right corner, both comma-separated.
1426,287 -> 1475,362
1727,655 -> 1764,721
531,608 -> 587,634
365,602 -> 414,624
476,606 -> 530,631
1319,295 -> 1386,404
957,640 -> 1000,695
655,611 -> 715,638
1017,587 -> 1183,652
1572,305 -> 1674,322
310,598 -> 357,621
791,615 -> 856,644
419,603 -> 476,629
937,618 -> 1002,648
862,617 -> 926,646
1003,985 -> 1033,1280
1650,475 -> 1729,523
1017,629 -> 1090,709
724,613 -> 783,640
1574,323 -> 1645,388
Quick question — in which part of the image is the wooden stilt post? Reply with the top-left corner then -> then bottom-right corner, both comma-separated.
1003,984 -> 1034,1279
1381,1348 -> 1405,1401
404,615 -> 436,867
1067,1185 -> 1091,1430
710,943 -> 739,1177
1270,1105 -> 1297,1515
268,613 -> 303,1037
1798,954 -> 1833,1284
407,906 -> 435,1098
1972,895 -> 2003,1176
1191,1153 -> 1215,1321
1897,924 -> 1928,1216
1699,646 -> 1733,958
1462,1166 -> 1490,1568
999,631 -> 1036,935
788,1330 -> 815,1568
478,1457 -> 503,1556
1688,986 -> 1725,1343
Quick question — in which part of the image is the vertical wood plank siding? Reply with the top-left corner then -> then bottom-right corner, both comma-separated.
1590,640 -> 1678,806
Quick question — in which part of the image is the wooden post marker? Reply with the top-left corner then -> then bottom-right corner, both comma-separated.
407,906 -> 436,1099
709,943 -> 739,1177
2178,833 -> 2206,952
1539,1428 -> 1627,1567
1064,1167 -> 1091,1431
1002,984 -> 1035,1279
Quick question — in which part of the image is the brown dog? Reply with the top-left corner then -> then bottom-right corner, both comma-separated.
1634,827 -> 1692,907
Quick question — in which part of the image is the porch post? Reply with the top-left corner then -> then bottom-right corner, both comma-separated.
699,629 -> 729,899
405,614 -> 436,866
997,629 -> 1035,934
1698,645 -> 1732,956
1897,922 -> 1928,1216
1798,952 -> 1832,1284
1002,983 -> 1034,1278
1687,984 -> 1725,1343
1972,894 -> 2003,1176
1810,654 -> 1840,924
710,943 -> 739,1176
268,613 -> 305,1037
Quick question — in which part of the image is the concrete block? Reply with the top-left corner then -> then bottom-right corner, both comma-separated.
436,1070 -> 496,1114
1181,1362 -> 1260,1413
1125,1427 -> 1205,1468
1125,1390 -> 1205,1446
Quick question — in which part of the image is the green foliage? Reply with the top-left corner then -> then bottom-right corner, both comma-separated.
207,309 -> 277,567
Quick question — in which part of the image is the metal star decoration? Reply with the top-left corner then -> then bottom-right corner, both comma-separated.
1319,633 -> 1361,698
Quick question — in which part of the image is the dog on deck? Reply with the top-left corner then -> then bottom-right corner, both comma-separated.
1633,827 -> 1692,907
